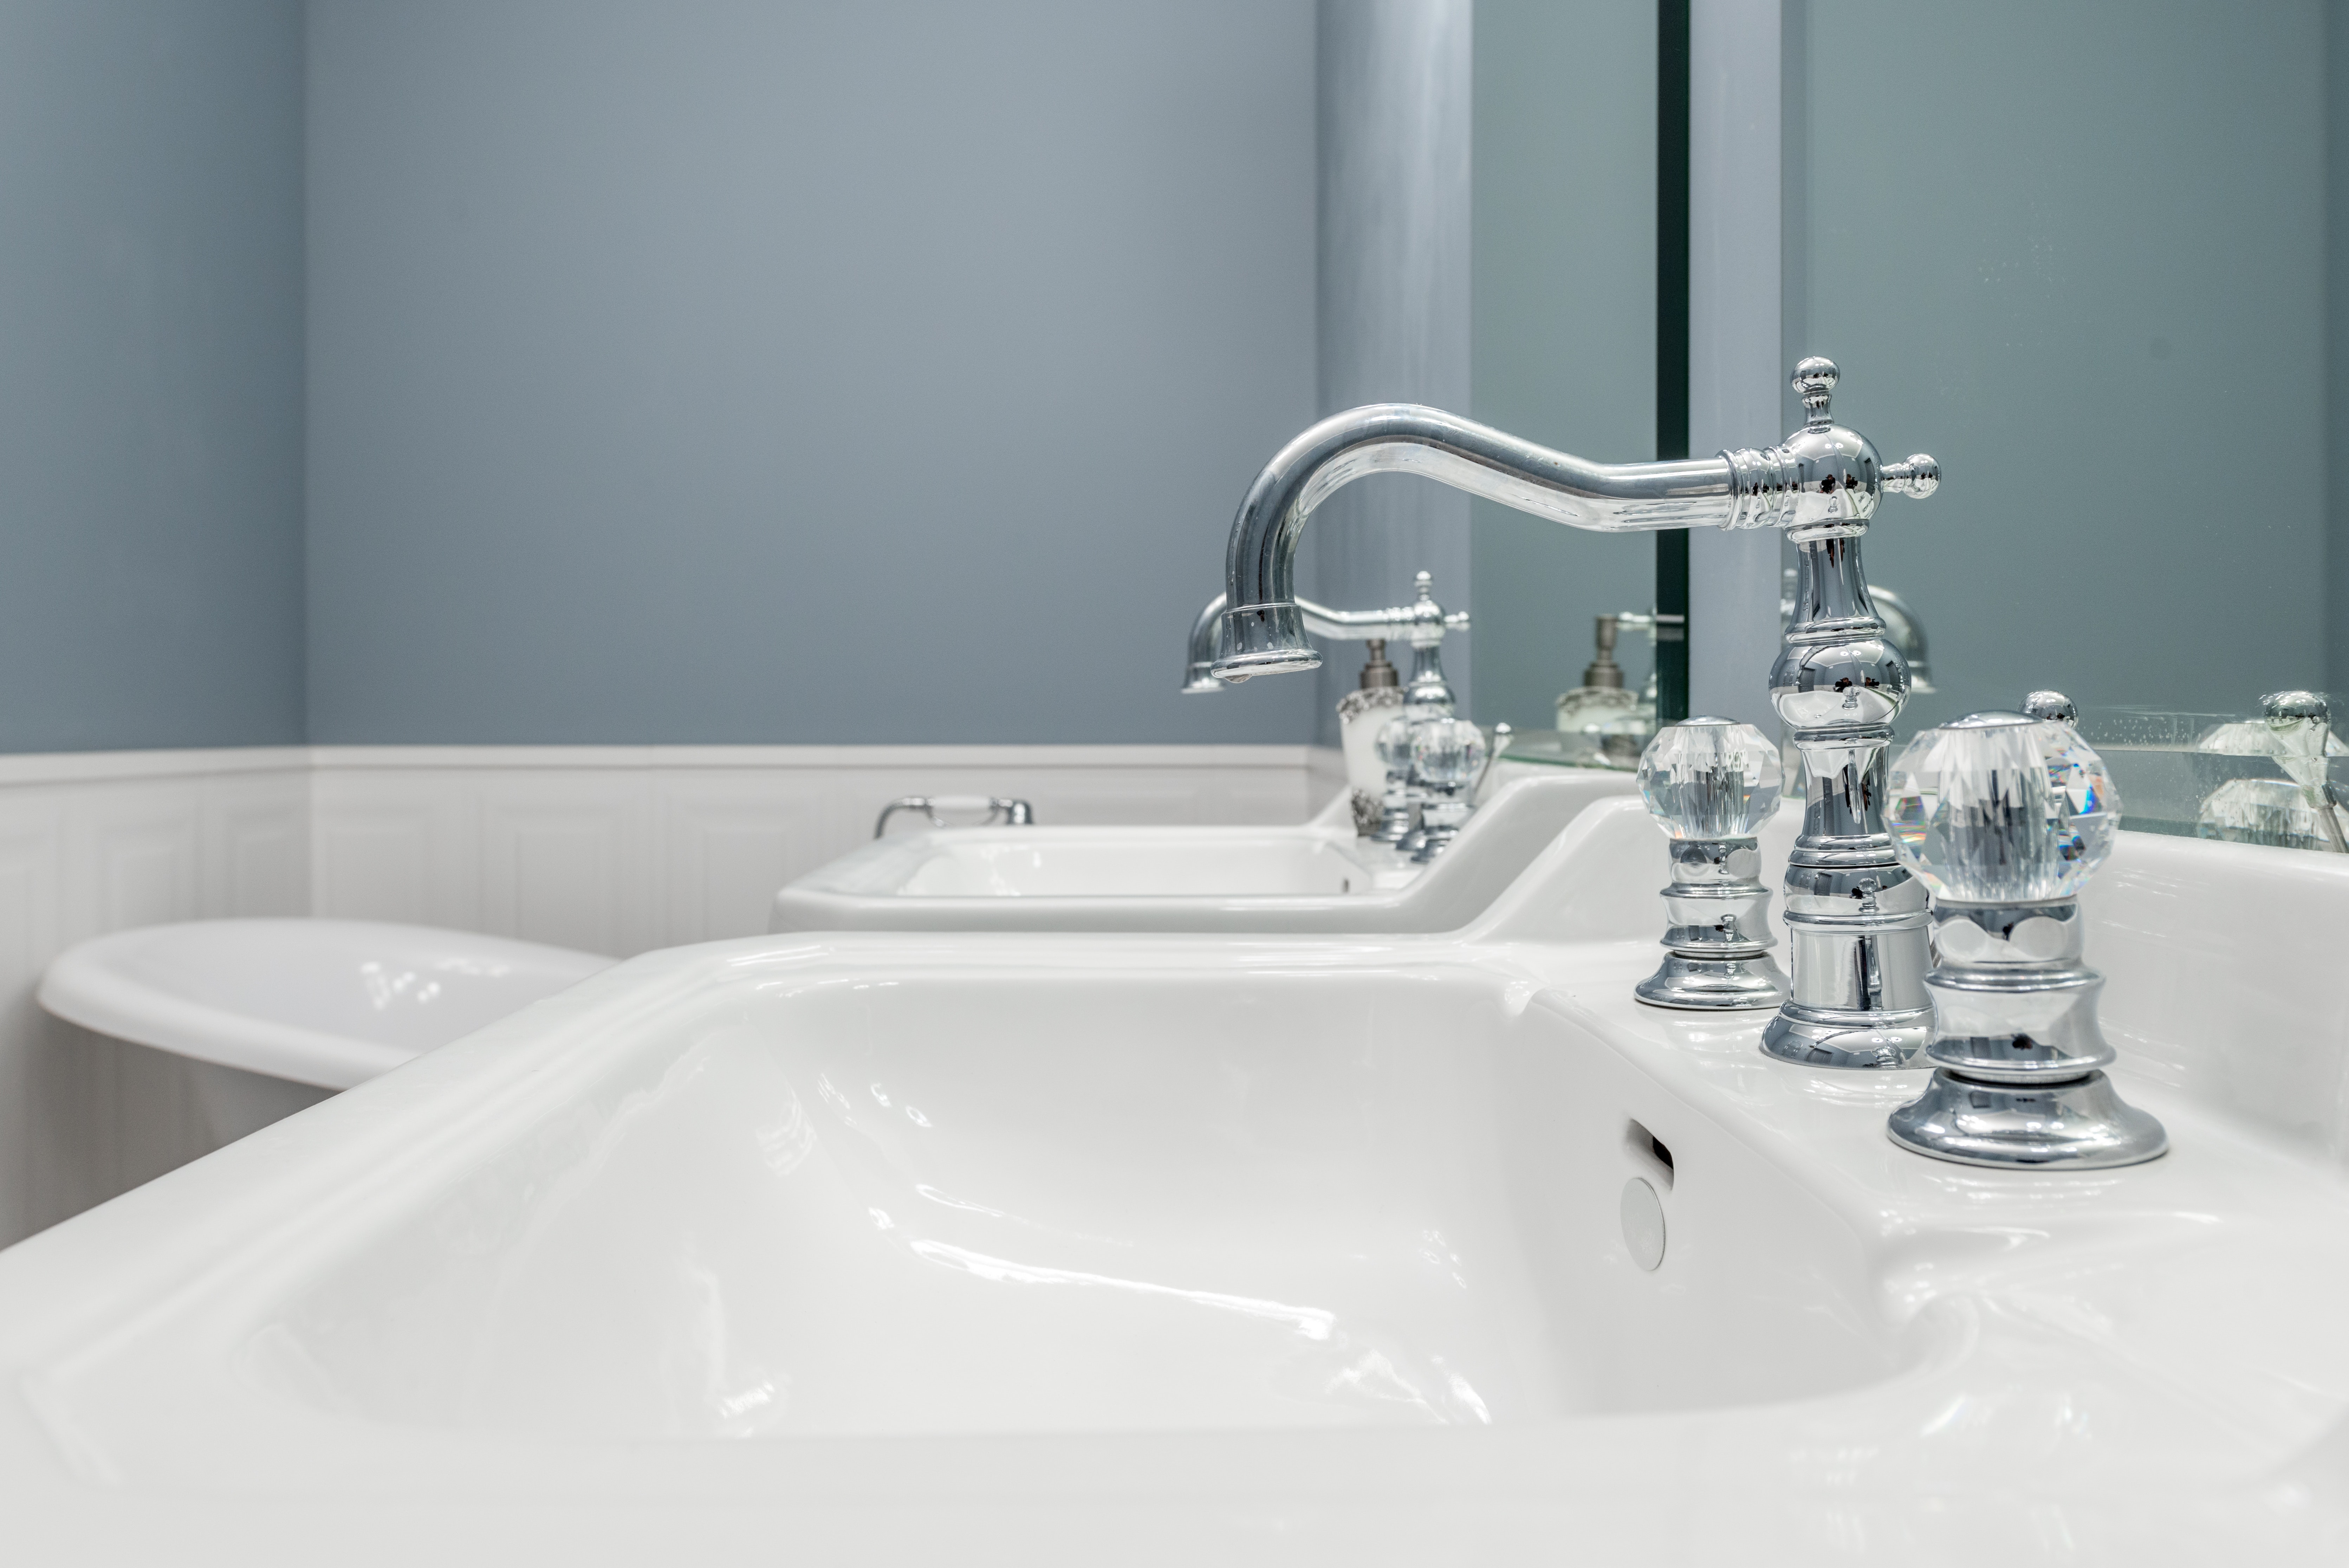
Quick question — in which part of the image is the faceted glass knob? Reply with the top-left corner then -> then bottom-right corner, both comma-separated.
1375,713 -> 1417,777
1888,712 -> 2120,903
1410,717 -> 1488,791
1637,718 -> 1782,840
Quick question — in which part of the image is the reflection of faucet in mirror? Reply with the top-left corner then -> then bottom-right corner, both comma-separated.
1368,574 -> 1467,852
2196,690 -> 2349,853
1555,611 -> 1672,764
1782,569 -> 1932,693
1186,572 -> 1471,841
1205,357 -> 1940,1066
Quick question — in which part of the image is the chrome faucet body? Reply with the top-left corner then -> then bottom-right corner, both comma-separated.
1209,357 -> 1939,1065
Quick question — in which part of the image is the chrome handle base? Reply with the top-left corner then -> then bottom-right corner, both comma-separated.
1887,900 -> 2168,1168
1634,837 -> 1790,1010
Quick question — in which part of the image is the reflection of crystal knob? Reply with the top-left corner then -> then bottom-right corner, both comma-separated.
1376,713 -> 1416,777
1638,718 -> 1782,839
1632,719 -> 1787,1011
1887,713 -> 2119,905
1410,716 -> 1488,791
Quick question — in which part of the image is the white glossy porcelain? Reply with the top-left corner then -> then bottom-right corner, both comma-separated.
3,809 -> 2347,1562
38,918 -> 615,1090
771,770 -> 1634,933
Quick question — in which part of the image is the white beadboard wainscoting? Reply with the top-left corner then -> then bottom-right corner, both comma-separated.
0,743 -> 1342,1245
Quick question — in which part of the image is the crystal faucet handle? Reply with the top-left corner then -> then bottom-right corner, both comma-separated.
1888,712 -> 2122,905
1410,716 -> 1488,792
1637,718 -> 1782,840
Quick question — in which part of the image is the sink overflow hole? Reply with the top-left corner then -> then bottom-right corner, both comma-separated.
1623,1118 -> 1675,1191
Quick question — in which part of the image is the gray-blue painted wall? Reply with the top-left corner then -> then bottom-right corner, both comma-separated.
0,0 -> 306,751
304,0 -> 1320,744
1796,0 -> 2330,731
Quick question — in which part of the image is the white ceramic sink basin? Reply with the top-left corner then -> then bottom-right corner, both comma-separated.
4,804 -> 2349,1562
771,770 -> 1634,932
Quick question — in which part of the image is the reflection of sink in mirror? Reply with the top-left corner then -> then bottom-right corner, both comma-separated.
771,772 -> 1633,933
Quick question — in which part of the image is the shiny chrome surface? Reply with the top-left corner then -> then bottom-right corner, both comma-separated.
1181,589 -> 1469,695
2022,688 -> 2078,724
1751,363 -> 1937,1068
1786,574 -> 1934,694
1208,357 -> 1936,683
1885,712 -> 2167,1168
875,796 -> 1037,838
1632,720 -> 1788,1010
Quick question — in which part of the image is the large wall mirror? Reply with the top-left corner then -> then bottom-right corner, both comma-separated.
1451,0 -> 2346,851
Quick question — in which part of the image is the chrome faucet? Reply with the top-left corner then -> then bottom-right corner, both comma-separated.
1210,357 -> 1940,1065
1182,585 -> 1469,694
1785,572 -> 1933,693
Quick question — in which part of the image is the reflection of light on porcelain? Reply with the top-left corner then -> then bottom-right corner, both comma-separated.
908,1239 -> 1335,1341
868,1208 -> 895,1231
1324,1347 -> 1426,1404
358,961 -> 442,1012
1432,1359 -> 1492,1424
815,1075 -> 855,1123
755,1091 -> 814,1176
679,1249 -> 788,1437
868,1083 -> 891,1107
428,957 -> 515,978
904,1104 -> 932,1127
914,1184 -> 1009,1219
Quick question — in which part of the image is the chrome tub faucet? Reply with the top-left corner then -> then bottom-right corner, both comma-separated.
1209,357 -> 1939,1063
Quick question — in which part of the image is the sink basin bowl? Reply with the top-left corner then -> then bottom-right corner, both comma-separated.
5,803 -> 2349,1563
770,770 -> 1633,933
228,959 -> 1897,1441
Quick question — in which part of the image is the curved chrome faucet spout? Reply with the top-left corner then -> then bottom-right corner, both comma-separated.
1211,374 -> 1935,683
